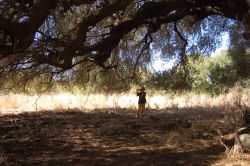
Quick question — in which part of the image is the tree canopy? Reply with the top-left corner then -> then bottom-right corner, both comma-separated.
0,0 -> 249,87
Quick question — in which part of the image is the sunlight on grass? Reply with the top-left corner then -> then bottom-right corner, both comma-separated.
0,89 -> 249,114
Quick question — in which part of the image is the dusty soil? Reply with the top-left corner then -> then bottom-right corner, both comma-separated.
0,108 -> 249,166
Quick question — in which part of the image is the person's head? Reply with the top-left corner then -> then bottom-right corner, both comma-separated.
140,86 -> 145,91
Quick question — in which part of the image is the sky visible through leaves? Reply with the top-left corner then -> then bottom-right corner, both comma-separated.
151,32 -> 230,72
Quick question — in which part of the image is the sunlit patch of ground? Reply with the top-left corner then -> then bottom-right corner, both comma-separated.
0,108 -> 249,165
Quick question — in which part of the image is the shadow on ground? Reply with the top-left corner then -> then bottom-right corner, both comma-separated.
0,109 -> 235,165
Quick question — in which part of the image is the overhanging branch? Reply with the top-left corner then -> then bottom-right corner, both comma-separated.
174,21 -> 188,66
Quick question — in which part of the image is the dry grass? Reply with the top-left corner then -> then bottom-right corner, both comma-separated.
0,89 -> 249,114
0,152 -> 8,165
214,153 -> 250,166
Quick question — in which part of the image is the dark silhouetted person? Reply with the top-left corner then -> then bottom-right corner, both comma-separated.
136,86 -> 146,118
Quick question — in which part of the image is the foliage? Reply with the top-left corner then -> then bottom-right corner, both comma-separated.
0,0 -> 250,93
228,24 -> 250,80
209,62 -> 237,89
147,66 -> 192,93
146,48 -> 250,95
0,0 -> 249,77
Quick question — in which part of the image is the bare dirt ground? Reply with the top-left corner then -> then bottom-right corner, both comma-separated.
0,108 -> 249,166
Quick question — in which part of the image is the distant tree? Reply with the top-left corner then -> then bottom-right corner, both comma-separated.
186,52 -> 238,94
228,24 -> 250,80
188,55 -> 220,94
209,63 -> 238,90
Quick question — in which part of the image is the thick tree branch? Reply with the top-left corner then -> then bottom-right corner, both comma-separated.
60,0 -> 134,68
0,0 -> 249,73
174,21 -> 188,66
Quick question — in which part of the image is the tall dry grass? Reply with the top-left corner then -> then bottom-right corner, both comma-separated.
0,89 -> 249,114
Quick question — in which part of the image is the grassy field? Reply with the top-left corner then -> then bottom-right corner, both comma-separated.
0,90 -> 249,114
0,92 -> 249,165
